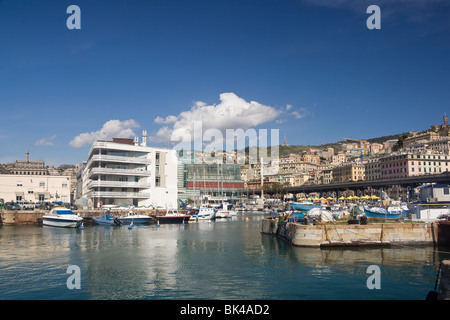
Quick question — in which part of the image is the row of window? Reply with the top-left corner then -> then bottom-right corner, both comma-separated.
17,182 -> 68,188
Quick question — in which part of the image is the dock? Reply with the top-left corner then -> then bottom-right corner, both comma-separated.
261,218 -> 440,247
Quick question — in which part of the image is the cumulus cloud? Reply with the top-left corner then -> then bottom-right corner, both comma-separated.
150,92 -> 281,145
69,119 -> 140,148
35,135 -> 56,146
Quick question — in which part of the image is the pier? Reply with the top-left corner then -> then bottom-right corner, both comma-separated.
261,218 -> 439,247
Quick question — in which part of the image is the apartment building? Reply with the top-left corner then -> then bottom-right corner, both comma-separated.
79,132 -> 177,209
0,174 -> 71,203
403,131 -> 440,149
365,158 -> 381,181
332,162 -> 365,183
379,152 -> 450,179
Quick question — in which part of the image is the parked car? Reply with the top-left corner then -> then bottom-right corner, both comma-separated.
17,201 -> 35,210
64,203 -> 78,210
4,202 -> 20,210
36,202 -> 53,210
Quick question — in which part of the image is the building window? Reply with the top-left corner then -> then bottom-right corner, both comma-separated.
39,182 -> 45,187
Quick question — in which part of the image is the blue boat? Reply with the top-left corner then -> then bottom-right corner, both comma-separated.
290,202 -> 320,211
119,211 -> 153,224
93,211 -> 122,226
364,206 -> 402,220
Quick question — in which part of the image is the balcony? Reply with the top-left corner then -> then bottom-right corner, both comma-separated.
88,180 -> 152,189
88,167 -> 152,178
87,154 -> 151,167
86,191 -> 151,199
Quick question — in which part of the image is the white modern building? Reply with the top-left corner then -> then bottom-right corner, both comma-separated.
78,131 -> 178,209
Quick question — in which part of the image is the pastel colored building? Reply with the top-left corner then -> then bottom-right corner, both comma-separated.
380,152 -> 450,179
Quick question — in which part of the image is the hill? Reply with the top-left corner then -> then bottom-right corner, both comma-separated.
277,132 -> 404,157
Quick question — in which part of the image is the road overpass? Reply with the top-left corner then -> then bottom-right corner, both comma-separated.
273,172 -> 450,196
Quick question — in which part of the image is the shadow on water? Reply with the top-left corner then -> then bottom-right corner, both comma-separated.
260,230 -> 450,300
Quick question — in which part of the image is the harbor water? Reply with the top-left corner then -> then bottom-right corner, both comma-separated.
1,212 -> 449,300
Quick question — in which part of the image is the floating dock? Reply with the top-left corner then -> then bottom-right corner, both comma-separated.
261,218 -> 440,247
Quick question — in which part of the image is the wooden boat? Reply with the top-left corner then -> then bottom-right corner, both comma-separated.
156,209 -> 191,224
290,201 -> 320,211
363,206 -> 402,220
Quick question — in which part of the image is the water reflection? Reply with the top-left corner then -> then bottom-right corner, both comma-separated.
1,214 -> 447,300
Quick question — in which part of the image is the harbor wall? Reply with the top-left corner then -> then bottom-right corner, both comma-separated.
0,208 -> 170,225
0,210 -> 44,224
261,218 -> 438,247
439,260 -> 450,300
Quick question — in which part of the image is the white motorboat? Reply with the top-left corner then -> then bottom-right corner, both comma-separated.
42,207 -> 83,228
188,207 -> 216,220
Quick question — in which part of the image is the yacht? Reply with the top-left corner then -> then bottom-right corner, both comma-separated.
42,207 -> 83,228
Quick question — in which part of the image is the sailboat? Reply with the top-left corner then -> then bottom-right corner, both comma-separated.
214,163 -> 236,218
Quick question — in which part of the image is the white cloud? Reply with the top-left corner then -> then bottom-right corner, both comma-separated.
150,92 -> 281,145
35,135 -> 56,146
291,107 -> 310,119
69,119 -> 140,148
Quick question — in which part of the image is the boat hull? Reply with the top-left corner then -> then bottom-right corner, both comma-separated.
215,210 -> 232,218
93,217 -> 121,226
156,215 -> 191,224
189,208 -> 216,220
119,217 -> 152,224
42,217 -> 82,228
364,208 -> 402,220
290,202 -> 320,211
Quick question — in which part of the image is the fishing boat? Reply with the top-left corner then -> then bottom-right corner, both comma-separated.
363,206 -> 402,220
119,211 -> 152,224
42,207 -> 84,228
290,201 -> 320,211
93,211 -> 122,226
188,207 -> 216,220
156,209 -> 191,224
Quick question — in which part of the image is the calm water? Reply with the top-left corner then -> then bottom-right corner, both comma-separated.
1,212 -> 449,300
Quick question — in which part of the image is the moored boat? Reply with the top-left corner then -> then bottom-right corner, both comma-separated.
119,211 -> 152,224
290,201 -> 320,211
93,211 -> 122,226
42,207 -> 84,228
364,206 -> 402,220
188,207 -> 216,220
156,209 -> 191,224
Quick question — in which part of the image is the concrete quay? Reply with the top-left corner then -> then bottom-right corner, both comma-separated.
261,218 -> 439,247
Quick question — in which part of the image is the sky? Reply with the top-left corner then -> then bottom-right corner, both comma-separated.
1,0 -> 450,166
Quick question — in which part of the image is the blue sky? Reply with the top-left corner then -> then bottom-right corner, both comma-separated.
1,0 -> 450,166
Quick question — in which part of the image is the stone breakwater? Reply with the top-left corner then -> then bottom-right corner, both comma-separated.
261,218 -> 438,247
